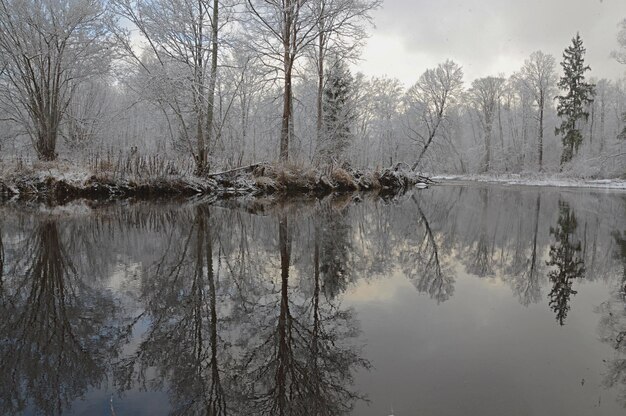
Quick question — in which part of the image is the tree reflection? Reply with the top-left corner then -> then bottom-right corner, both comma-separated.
596,229 -> 626,407
546,201 -> 585,325
613,229 -> 626,293
467,188 -> 494,277
399,195 -> 454,303
318,205 -> 354,299
114,205 -> 367,415
509,193 -> 544,306
0,220 -> 119,415
239,212 -> 368,416
114,205 -> 230,415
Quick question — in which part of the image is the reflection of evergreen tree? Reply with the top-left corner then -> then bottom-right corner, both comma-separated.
0,220 -> 120,415
319,206 -> 353,299
546,201 -> 585,325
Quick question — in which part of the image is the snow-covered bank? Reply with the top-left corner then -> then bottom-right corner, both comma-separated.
433,173 -> 626,190
0,161 -> 432,205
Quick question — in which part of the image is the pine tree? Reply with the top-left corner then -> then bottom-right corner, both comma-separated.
555,33 -> 595,166
319,60 -> 354,163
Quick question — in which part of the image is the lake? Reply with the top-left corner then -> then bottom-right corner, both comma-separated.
1,183 -> 626,415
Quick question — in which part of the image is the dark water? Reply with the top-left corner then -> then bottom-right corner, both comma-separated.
1,183 -> 626,416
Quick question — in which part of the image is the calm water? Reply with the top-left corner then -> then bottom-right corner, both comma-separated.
2,183 -> 626,416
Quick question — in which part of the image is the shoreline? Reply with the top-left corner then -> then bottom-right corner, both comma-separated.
0,162 -> 432,205
433,173 -> 626,191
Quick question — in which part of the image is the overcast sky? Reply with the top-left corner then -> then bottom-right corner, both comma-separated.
356,0 -> 626,87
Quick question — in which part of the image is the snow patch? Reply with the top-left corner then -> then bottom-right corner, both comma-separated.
433,174 -> 626,190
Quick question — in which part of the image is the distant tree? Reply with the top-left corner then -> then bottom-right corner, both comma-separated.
366,76 -> 403,166
405,60 -> 464,171
613,18 -> 626,65
613,20 -> 626,141
518,51 -> 557,171
0,0 -> 114,161
468,76 -> 505,172
318,59 -> 354,162
112,0 -> 225,175
555,33 -> 595,166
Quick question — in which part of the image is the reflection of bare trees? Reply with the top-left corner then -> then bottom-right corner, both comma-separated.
0,220 -> 119,415
546,201 -> 585,326
467,188 -> 494,277
399,195 -> 454,303
113,205 -> 367,415
597,229 -> 626,407
0,225 -> 4,290
510,193 -> 543,306
115,206 -> 229,415
613,230 -> 626,292
239,213 -> 367,416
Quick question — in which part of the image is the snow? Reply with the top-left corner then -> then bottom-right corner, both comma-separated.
433,174 -> 626,191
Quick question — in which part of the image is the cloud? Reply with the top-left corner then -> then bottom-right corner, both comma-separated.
358,0 -> 626,85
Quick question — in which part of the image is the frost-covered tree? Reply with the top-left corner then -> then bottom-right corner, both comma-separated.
245,0 -> 323,162
112,0 -> 226,175
405,60 -> 464,171
319,59 -> 354,162
311,0 -> 380,149
0,0 -> 115,161
613,18 -> 626,65
468,76 -> 505,172
518,51 -> 557,171
555,33 -> 595,166
614,20 -> 626,142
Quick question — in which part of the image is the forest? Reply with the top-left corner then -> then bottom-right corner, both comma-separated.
0,0 -> 626,187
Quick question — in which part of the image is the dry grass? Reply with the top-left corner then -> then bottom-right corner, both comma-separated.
331,167 -> 358,190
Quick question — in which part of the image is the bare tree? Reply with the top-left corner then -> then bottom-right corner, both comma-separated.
613,18 -> 626,65
518,51 -> 557,171
405,60 -> 464,171
468,76 -> 505,172
0,0 -> 114,160
245,0 -> 324,162
112,0 -> 228,174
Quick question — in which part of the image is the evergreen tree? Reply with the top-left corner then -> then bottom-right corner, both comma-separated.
555,33 -> 595,166
319,60 -> 355,163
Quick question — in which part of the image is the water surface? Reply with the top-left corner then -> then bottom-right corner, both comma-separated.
1,183 -> 626,415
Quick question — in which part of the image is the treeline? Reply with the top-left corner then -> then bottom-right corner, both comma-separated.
0,0 -> 625,177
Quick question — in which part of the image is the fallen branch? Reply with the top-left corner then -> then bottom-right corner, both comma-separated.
207,162 -> 268,177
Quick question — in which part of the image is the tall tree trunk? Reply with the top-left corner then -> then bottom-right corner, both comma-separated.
194,0 -> 206,176
280,3 -> 293,162
316,31 -> 324,158
205,0 -> 219,169
538,96 -> 544,171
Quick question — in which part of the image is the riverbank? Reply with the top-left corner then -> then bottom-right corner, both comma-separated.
434,173 -> 626,191
0,161 -> 432,204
